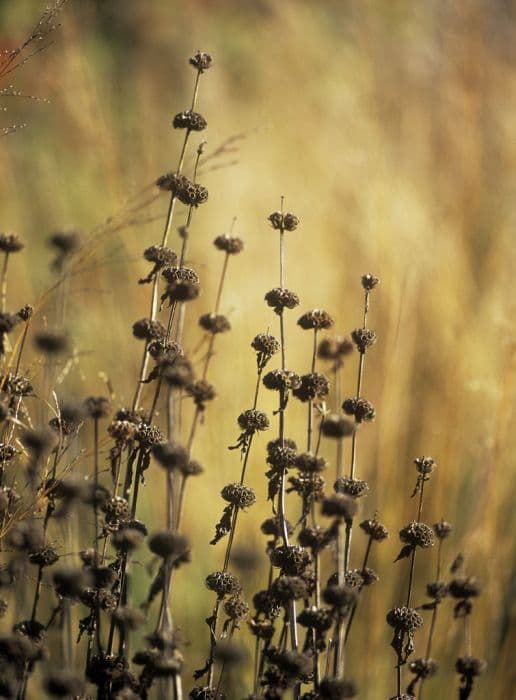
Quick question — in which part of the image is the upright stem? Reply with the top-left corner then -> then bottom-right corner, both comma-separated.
0,252 -> 9,313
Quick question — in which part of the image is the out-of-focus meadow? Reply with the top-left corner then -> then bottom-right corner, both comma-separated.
1,0 -> 515,697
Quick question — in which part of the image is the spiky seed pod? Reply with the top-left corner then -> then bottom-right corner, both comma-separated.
186,380 -> 216,410
433,519 -> 453,539
342,397 -> 376,423
361,273 -> 379,291
0,233 -> 24,253
161,357 -> 195,387
252,589 -> 281,618
263,369 -> 301,392
386,606 -> 423,633
173,110 -> 207,131
399,521 -> 435,549
318,336 -> 354,361
288,473 -> 325,502
189,50 -> 213,72
132,318 -> 166,341
199,313 -> 231,334
80,588 -> 117,612
426,581 -> 448,600
135,422 -> 165,448
177,179 -> 209,207
103,496 -> 130,521
189,688 -> 221,700
295,452 -> 327,473
53,567 -> 90,599
18,304 -> 33,321
321,414 -> 354,439
0,444 -> 16,463
409,658 -> 438,679
264,287 -> 300,314
335,477 -> 369,498
351,328 -> 377,354
271,575 -> 308,602
213,234 -> 244,254
149,532 -> 190,561
267,443 -> 297,469
111,528 -> 144,554
260,516 -> 294,537
108,420 -> 137,444
344,570 -> 364,590
112,607 -> 146,632
156,172 -> 182,192
359,518 -> 389,541
455,656 -> 487,677
224,596 -> 249,621
162,265 -> 200,286
414,456 -> 436,475
321,493 -> 358,522
1,372 -> 32,395
144,244 -> 177,266
297,309 -> 334,331
448,577 -> 483,599
270,545 -> 311,575
268,211 -> 300,231
323,585 -> 358,614
298,524 -> 336,553
237,409 -> 270,433
251,332 -> 280,364
152,441 -> 189,471
358,567 -> 379,585
205,571 -> 242,598
249,619 -> 275,640
221,483 -> 256,508
34,329 -> 69,355
293,372 -> 330,402
28,546 -> 59,568
297,606 -> 333,631
44,669 -> 85,698
163,277 -> 200,302
319,677 -> 358,698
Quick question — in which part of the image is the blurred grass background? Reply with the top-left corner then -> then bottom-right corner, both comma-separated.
1,0 -> 515,697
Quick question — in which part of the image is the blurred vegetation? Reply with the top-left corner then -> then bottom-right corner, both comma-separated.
1,0 -> 515,697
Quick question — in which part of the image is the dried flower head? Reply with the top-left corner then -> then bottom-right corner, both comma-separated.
28,546 -> 59,568
293,372 -> 330,402
173,110 -> 207,131
386,606 -> 423,633
186,380 -> 216,410
199,313 -> 231,334
270,545 -> 311,576
221,483 -> 256,509
265,287 -> 300,314
268,211 -> 300,231
298,309 -> 334,331
335,477 -> 369,498
321,414 -> 354,439
271,575 -> 308,603
149,532 -> 190,562
263,369 -> 301,392
0,233 -> 24,253
321,493 -> 358,522
189,51 -> 213,72
161,357 -> 195,387
251,333 -> 280,368
261,516 -> 294,538
359,518 -> 389,541
205,571 -> 242,598
433,519 -> 453,540
17,304 -> 33,322
455,656 -> 487,678
152,441 -> 189,471
84,396 -> 110,420
319,677 -> 358,698
414,456 -> 436,475
295,452 -> 327,473
399,521 -> 435,549
213,234 -> 244,254
449,577 -> 483,599
237,408 -> 270,433
34,329 -> 69,355
318,336 -> 354,361
323,584 -> 358,614
224,596 -> 249,622
351,328 -> 377,354
361,274 -> 379,291
409,657 -> 438,679
342,397 -> 376,423
132,318 -> 166,342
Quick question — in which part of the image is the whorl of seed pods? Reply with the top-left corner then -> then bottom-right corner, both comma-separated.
220,483 -> 256,508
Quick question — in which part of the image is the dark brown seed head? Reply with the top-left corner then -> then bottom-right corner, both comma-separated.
161,357 -> 195,387
361,273 -> 379,291
144,244 -> 177,267
111,528 -> 144,553
205,571 -> 242,598
293,372 -> 330,402
53,567 -> 90,599
0,312 -> 20,335
260,516 -> 294,538
173,110 -> 207,131
252,589 -> 282,617
186,380 -> 216,410
409,658 -> 438,679
48,230 -> 81,255
112,607 -> 146,632
237,408 -> 270,433
295,452 -> 327,473
342,397 -> 375,423
189,687 -> 221,700
21,427 -> 58,457
323,584 -> 358,614
135,422 -> 165,448
132,318 -> 166,341
0,233 -> 24,253
335,477 -> 369,498
399,521 -> 435,548
359,518 -> 389,541
297,606 -> 333,632
17,304 -> 33,322
0,444 -> 17,464
251,333 -> 280,363
288,473 -> 325,502
156,172 -> 182,193
34,329 -> 69,355
189,51 -> 213,72
180,459 -> 204,477
321,414 -> 354,439
224,596 -> 249,621
271,575 -> 308,602
108,420 -> 137,444
263,369 -> 301,392
213,234 -> 244,254
386,606 -> 423,632
84,396 -> 110,420
318,336 -> 354,361
199,312 -> 231,334
152,442 -> 189,471
449,577 -> 483,599
433,519 -> 453,540
455,656 -> 487,678
265,287 -> 300,314
426,580 -> 448,600
319,677 -> 358,698
351,328 -> 377,353
149,531 -> 190,561
28,546 -> 59,568
321,494 -> 358,522
297,309 -> 334,331
221,483 -> 256,508
298,524 -> 336,553
268,211 -> 300,231
414,456 -> 436,475
270,545 -> 311,576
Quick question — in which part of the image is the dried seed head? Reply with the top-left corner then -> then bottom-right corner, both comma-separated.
103,496 -> 130,522
34,329 -> 69,355
1,372 -> 32,396
28,546 -> 59,568
297,309 -> 334,331
152,442 -> 189,471
83,396 -> 110,420
115,407 -> 149,424
112,607 -> 146,632
189,51 -> 213,72
162,265 -> 200,302
426,581 -> 448,600
148,339 -> 182,361
80,588 -> 117,612
293,372 -> 330,402
260,516 -> 294,538
181,459 -> 204,477
156,172 -> 183,192
252,589 -> 281,617
173,110 -> 207,131
359,567 -> 379,586
199,313 -> 231,334
359,518 -> 389,541
449,577 -> 483,599
351,328 -> 377,354
189,688 -> 221,700
0,312 -> 20,335
205,571 -> 242,598
0,233 -> 24,253
409,658 -> 438,679
433,519 -> 453,540
271,575 -> 308,602
17,304 -> 33,322
318,336 -> 354,361
288,473 -> 325,502
132,318 -> 166,342
144,245 -> 177,266
180,179 -> 209,207
414,456 -> 436,475
323,584 -> 358,614
386,606 -> 423,633
361,274 -> 379,291
149,531 -> 190,562
319,677 -> 358,698
268,211 -> 300,231
267,442 -> 298,469
135,422 -> 165,448
0,444 -> 17,463
224,596 -> 249,621
213,234 -> 244,254
108,420 -> 137,444
321,414 -> 354,439
270,545 -> 311,575
45,669 -> 85,698
265,287 -> 300,314
48,230 -> 81,255
263,369 -> 301,392
186,380 -> 216,410
237,409 -> 270,433
321,494 -> 358,522
213,640 -> 246,668
455,656 -> 487,678
400,521 -> 435,549
251,333 -> 280,365
295,452 -> 327,473
53,567 -> 90,598
111,528 -> 144,553
335,477 -> 369,498
342,398 -> 375,423
221,483 -> 256,508
21,427 -> 58,457
297,606 -> 333,631
162,357 -> 195,387
298,524 -> 335,553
